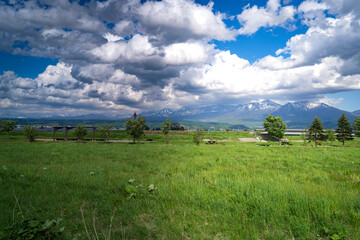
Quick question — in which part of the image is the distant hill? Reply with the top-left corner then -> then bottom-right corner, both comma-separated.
3,100 -> 357,129
271,101 -> 356,128
143,100 -> 357,129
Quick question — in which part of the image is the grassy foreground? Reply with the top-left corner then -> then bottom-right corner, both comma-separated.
0,133 -> 360,239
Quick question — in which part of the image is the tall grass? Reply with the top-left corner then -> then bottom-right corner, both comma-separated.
0,134 -> 359,239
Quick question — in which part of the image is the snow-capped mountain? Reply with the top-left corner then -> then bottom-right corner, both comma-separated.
143,100 -> 357,128
237,99 -> 281,112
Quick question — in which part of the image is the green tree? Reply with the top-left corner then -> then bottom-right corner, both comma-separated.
0,120 -> 18,134
24,125 -> 37,142
125,114 -> 146,143
99,124 -> 112,143
309,117 -> 326,146
74,124 -> 88,141
263,115 -> 287,145
162,118 -> 171,145
325,129 -> 336,146
336,113 -> 353,146
353,116 -> 360,138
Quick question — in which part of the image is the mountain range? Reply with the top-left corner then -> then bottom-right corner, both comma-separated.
143,100 -> 360,129
11,100 -> 359,129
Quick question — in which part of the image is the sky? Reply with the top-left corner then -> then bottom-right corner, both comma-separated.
0,0 -> 360,118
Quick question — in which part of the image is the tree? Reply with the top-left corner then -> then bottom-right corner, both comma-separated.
24,125 -> 37,142
74,124 -> 88,141
325,129 -> 336,146
162,118 -> 171,145
354,116 -> 360,138
309,117 -> 326,146
0,120 -> 18,134
336,113 -> 353,145
263,115 -> 287,145
125,115 -> 146,143
99,124 -> 112,143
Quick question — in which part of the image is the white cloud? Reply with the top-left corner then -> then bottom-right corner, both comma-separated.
260,13 -> 360,73
318,96 -> 343,106
137,0 -> 236,41
1,0 -> 360,117
164,42 -> 214,65
0,98 -> 12,108
37,62 -> 79,89
237,0 -> 296,35
298,1 -> 328,13
114,20 -> 134,36
173,51 -> 360,104
90,34 -> 158,63
103,32 -> 123,42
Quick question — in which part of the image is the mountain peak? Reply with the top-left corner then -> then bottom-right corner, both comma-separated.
287,101 -> 329,111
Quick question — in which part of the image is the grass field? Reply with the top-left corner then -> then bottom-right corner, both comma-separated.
0,132 -> 360,239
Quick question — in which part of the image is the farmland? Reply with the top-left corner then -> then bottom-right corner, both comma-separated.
0,131 -> 360,239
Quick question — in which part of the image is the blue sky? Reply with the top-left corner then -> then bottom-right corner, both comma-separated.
0,0 -> 360,118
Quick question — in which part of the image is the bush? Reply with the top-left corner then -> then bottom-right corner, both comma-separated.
99,124 -> 112,143
193,131 -> 203,145
74,124 -> 88,141
24,125 -> 37,142
0,120 -> 17,134
1,217 -> 64,239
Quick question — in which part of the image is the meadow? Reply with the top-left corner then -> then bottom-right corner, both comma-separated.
0,131 -> 360,239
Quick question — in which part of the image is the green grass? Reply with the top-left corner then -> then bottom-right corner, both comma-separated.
8,129 -> 253,142
0,133 -> 360,239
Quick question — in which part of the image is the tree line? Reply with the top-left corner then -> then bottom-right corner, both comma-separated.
1,113 -> 360,145
263,113 -> 360,146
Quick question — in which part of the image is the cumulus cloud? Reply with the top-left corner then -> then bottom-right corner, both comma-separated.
1,0 -> 360,117
237,0 -> 296,35
164,42 -> 215,65
171,52 -> 360,105
258,10 -> 360,76
137,0 -> 237,42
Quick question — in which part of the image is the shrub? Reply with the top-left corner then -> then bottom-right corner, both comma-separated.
0,120 -> 17,134
1,217 -> 64,239
24,125 -> 37,142
74,124 -> 88,141
193,131 -> 203,145
99,124 -> 112,143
